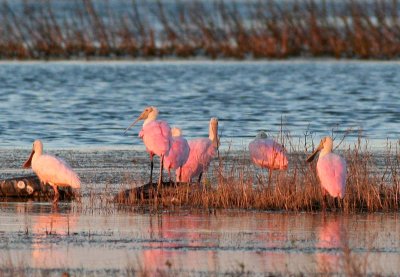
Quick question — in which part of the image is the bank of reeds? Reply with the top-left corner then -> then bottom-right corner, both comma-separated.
115,135 -> 400,213
1,0 -> 400,60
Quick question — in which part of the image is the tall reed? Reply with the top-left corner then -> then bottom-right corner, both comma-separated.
1,0 -> 400,59
115,134 -> 400,213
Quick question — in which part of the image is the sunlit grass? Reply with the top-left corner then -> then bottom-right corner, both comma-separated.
1,0 -> 400,59
115,132 -> 400,213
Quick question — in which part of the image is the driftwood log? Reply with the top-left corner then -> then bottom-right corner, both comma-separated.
0,175 -> 74,201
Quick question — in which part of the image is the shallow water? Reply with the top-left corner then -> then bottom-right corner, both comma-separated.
0,61 -> 399,149
0,147 -> 399,276
0,203 -> 399,276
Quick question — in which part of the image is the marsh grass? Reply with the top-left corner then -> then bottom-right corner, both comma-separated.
115,133 -> 400,213
1,0 -> 400,59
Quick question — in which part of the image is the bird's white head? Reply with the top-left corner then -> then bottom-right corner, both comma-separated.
171,127 -> 182,137
306,136 -> 334,163
256,131 -> 267,139
209,117 -> 220,149
23,140 -> 43,168
125,106 -> 159,133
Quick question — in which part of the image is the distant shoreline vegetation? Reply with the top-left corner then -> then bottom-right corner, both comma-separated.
1,0 -> 400,60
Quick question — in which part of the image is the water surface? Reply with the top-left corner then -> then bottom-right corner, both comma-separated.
0,61 -> 399,149
0,203 -> 399,276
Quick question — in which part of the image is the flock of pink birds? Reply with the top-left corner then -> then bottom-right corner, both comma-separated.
22,106 -> 347,204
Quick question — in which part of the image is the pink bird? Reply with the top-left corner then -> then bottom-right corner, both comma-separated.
164,127 -> 190,183
177,118 -> 219,183
249,131 -> 288,170
306,136 -> 347,199
249,131 -> 288,185
22,139 -> 81,203
125,106 -> 172,186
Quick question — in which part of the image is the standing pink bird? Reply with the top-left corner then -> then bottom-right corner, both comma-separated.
22,140 -> 81,203
306,136 -> 347,199
249,131 -> 288,185
125,106 -> 172,186
177,118 -> 219,183
164,127 -> 190,183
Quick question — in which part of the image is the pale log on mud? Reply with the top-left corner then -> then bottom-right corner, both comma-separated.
0,175 -> 74,200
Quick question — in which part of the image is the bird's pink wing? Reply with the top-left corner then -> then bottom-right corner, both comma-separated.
165,136 -> 190,170
249,139 -> 288,170
142,120 -> 171,156
177,138 -> 213,182
34,155 -> 81,188
317,153 -> 346,198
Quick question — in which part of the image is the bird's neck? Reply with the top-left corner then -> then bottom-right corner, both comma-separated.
143,118 -> 155,126
319,148 -> 332,159
209,128 -> 219,148
31,151 -> 41,166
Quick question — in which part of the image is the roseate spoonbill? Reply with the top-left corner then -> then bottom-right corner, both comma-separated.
125,106 -> 172,186
306,136 -> 347,199
164,127 -> 190,183
249,131 -> 288,184
177,118 -> 219,183
22,140 -> 81,203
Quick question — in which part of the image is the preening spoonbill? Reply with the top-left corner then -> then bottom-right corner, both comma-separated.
22,140 -> 81,203
164,127 -> 190,183
306,136 -> 347,199
125,106 -> 172,186
177,118 -> 219,183
249,131 -> 288,185
249,131 -> 288,170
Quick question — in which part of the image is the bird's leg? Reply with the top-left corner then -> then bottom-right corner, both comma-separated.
198,172 -> 203,186
167,168 -> 173,186
322,192 -> 327,212
268,169 -> 272,188
50,183 -> 59,204
334,197 -> 341,211
158,154 -> 164,189
179,166 -> 182,185
149,153 -> 154,185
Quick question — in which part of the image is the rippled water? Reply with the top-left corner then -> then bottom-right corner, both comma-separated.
0,60 -> 399,276
0,61 -> 399,149
0,203 -> 399,276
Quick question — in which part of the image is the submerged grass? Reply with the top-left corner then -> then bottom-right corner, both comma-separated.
115,133 -> 400,213
1,0 -> 400,59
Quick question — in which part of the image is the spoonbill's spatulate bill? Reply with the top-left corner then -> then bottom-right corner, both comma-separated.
125,106 -> 172,186
22,140 -> 81,203
306,136 -> 347,198
164,127 -> 190,183
177,118 -> 219,183
249,131 -> 288,170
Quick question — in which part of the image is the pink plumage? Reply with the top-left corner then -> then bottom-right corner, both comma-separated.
177,138 -> 216,182
125,106 -> 172,185
139,120 -> 171,157
164,128 -> 190,171
317,153 -> 346,199
249,133 -> 288,170
177,118 -> 219,183
306,136 -> 347,199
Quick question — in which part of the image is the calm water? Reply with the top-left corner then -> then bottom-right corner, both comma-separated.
0,61 -> 399,149
0,204 -> 399,276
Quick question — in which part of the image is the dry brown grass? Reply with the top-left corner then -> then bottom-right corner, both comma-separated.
115,134 -> 400,213
1,0 -> 400,59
